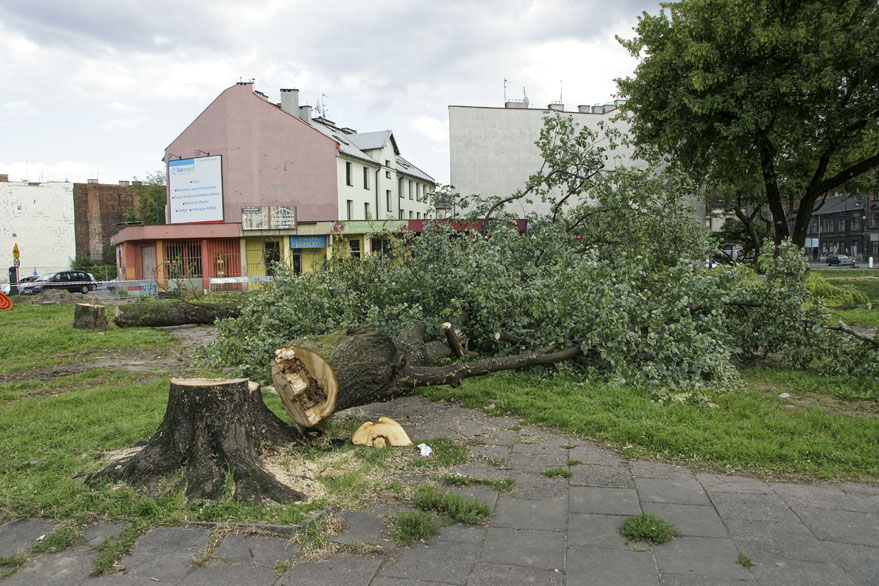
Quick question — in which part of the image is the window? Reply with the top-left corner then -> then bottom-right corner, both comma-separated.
386,190 -> 392,214
364,202 -> 370,219
363,167 -> 369,189
409,181 -> 413,199
399,208 -> 404,220
348,239 -> 361,259
345,162 -> 352,186
417,212 -> 421,219
409,211 -> 413,219
263,241 -> 280,277
416,184 -> 422,201
385,160 -> 391,179
346,200 -> 353,221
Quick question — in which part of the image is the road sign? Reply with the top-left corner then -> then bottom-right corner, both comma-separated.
13,258 -> 20,268
12,243 -> 20,259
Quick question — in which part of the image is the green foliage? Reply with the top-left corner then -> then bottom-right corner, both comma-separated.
394,510 -> 442,545
619,513 -> 680,544
413,485 -> 491,525
807,273 -> 869,306
125,171 -> 167,225
617,0 -> 879,246
30,524 -> 81,553
737,552 -> 754,567
204,115 -> 877,400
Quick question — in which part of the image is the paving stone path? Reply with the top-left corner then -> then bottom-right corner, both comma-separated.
2,395 -> 877,585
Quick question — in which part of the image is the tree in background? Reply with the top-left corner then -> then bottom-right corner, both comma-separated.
125,170 -> 167,225
617,0 -> 879,249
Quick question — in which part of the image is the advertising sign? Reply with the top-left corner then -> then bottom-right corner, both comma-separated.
168,155 -> 223,224
241,206 -> 297,230
289,235 -> 327,249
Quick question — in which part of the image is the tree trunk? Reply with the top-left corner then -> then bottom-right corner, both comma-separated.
113,301 -> 240,328
271,327 -> 581,428
74,303 -> 109,330
87,378 -> 303,504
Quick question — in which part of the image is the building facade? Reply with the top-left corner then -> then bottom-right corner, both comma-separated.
1,177 -> 75,278
73,181 -> 137,264
793,195 -> 879,262
111,82 -> 436,291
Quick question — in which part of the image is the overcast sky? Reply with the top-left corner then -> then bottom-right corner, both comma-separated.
0,0 -> 660,186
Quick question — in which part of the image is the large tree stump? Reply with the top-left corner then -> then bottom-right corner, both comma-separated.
113,301 -> 240,328
272,326 -> 582,428
74,303 -> 108,330
88,378 -> 303,504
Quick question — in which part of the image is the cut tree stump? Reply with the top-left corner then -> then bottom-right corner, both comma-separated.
74,303 -> 108,330
113,301 -> 240,328
272,326 -> 582,428
87,378 -> 303,504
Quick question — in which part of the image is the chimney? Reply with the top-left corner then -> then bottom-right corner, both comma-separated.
0,174 -> 8,182
299,104 -> 312,123
591,104 -> 605,114
280,88 -> 300,117
505,100 -> 527,109
87,178 -> 99,184
119,180 -> 130,186
547,102 -> 565,111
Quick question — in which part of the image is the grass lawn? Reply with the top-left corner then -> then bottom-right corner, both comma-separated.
417,369 -> 879,480
0,300 -> 877,572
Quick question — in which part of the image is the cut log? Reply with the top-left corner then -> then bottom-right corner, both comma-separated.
73,303 -> 108,330
272,326 -> 582,428
87,378 -> 303,504
113,301 -> 240,328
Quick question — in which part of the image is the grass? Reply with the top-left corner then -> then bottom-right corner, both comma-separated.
833,307 -> 879,327
441,474 -> 514,492
394,511 -> 441,545
541,467 -> 573,479
740,364 -> 879,402
619,513 -> 680,544
412,485 -> 491,524
407,438 -> 470,469
737,552 -> 754,567
417,370 -> 879,479
0,303 -> 174,373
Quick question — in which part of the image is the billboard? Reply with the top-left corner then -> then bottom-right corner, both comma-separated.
168,155 -> 223,224
242,206 -> 297,230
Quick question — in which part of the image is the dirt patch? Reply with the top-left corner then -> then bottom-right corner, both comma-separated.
29,289 -> 81,305
751,384 -> 879,419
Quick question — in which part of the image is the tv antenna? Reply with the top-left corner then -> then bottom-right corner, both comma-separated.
316,93 -> 329,118
503,78 -> 508,103
522,87 -> 529,108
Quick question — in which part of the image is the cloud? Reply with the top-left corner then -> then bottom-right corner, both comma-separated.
3,100 -> 38,116
408,117 -> 449,144
0,159 -> 98,183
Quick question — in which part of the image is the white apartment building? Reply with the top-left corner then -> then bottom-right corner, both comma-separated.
449,100 -> 705,221
0,178 -> 76,279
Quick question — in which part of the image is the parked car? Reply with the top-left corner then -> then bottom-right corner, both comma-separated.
1,275 -> 37,295
19,271 -> 98,294
827,254 -> 856,267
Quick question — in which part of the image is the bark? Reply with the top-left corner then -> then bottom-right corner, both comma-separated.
74,303 -> 108,330
271,327 -> 582,428
113,301 -> 240,328
87,378 -> 303,504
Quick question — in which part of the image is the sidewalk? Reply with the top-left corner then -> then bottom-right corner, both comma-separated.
1,395 -> 877,585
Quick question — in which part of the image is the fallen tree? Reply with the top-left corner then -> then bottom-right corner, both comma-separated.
113,300 -> 240,328
271,325 -> 581,428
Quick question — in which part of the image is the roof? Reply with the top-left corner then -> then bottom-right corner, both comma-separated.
309,120 -> 378,165
809,195 -> 868,216
348,130 -> 399,155
396,155 -> 435,183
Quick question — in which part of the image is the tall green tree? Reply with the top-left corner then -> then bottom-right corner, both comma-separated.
125,170 -> 167,225
617,0 -> 879,248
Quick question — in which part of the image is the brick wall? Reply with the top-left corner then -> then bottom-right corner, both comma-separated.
73,183 -> 137,263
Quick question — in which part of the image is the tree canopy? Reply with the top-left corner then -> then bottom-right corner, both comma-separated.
125,170 -> 167,225
616,0 -> 879,251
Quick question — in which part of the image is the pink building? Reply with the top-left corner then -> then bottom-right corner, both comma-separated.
111,82 -> 435,292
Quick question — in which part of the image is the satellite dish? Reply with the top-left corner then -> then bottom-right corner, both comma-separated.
523,96 -> 530,107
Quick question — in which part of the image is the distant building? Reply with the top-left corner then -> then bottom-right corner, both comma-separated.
111,82 -> 436,290
449,100 -> 707,221
0,177 -> 75,277
790,195 -> 879,261
1,176 -> 137,281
